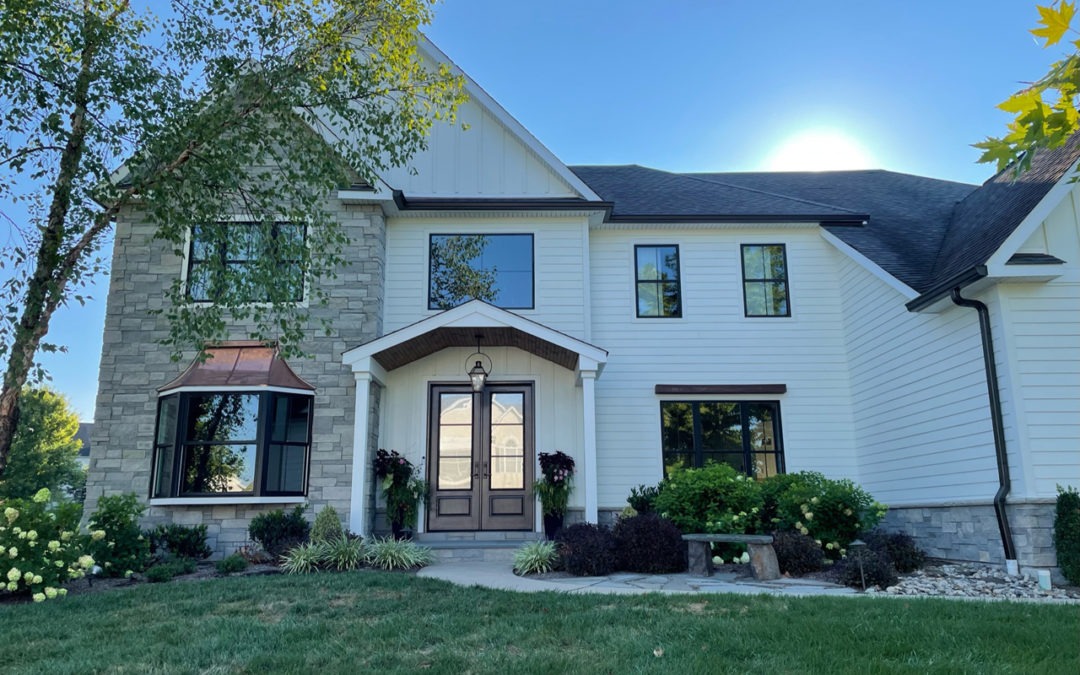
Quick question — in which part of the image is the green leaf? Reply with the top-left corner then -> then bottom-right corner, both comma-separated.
1032,2 -> 1076,46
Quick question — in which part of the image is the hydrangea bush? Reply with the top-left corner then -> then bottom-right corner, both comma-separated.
0,488 -> 96,602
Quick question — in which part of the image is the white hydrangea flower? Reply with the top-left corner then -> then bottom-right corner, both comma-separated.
31,593 -> 45,603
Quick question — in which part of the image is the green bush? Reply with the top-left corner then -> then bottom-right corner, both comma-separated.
772,531 -> 825,576
147,524 -> 211,562
654,464 -> 764,535
612,513 -> 686,574
320,536 -> 366,571
0,488 -> 92,601
88,493 -> 151,577
311,506 -> 345,545
770,472 -> 886,556
1054,485 -> 1080,585
145,557 -> 196,583
248,505 -> 310,558
280,542 -> 323,574
626,484 -> 660,514
555,523 -> 616,577
365,537 -> 434,570
215,554 -> 249,575
513,540 -> 559,576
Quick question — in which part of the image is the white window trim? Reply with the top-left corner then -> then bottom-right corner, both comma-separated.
149,496 -> 307,507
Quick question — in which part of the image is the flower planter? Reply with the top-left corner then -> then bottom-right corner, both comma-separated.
543,513 -> 564,540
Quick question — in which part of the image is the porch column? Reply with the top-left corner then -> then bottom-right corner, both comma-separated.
349,371 -> 374,536
579,364 -> 599,524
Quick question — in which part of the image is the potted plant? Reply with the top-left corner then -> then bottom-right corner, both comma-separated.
373,449 -> 427,539
534,450 -> 576,539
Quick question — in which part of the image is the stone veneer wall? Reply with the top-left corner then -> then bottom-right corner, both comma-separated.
882,500 -> 1059,572
85,201 -> 385,557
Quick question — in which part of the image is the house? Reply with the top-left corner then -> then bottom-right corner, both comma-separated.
84,35 -> 1080,573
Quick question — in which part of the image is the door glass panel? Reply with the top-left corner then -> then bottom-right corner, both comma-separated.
438,393 -> 473,491
490,393 -> 525,490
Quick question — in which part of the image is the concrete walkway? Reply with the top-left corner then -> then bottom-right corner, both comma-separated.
418,561 -> 857,596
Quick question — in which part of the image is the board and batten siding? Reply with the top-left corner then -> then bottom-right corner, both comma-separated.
383,216 -> 591,338
378,95 -> 577,198
587,226 -> 859,509
836,256 -> 1005,505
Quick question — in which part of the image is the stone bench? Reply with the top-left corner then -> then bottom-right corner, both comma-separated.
682,533 -> 780,581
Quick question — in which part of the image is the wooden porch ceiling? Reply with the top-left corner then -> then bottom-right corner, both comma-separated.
372,326 -> 580,371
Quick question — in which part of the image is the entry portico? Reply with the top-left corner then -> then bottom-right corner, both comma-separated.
342,300 -> 607,535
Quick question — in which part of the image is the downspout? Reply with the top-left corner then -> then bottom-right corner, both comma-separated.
949,288 -> 1017,562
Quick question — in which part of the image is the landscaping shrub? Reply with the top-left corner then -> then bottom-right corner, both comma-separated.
555,523 -> 616,576
1054,485 -> 1080,585
626,484 -> 660,514
654,464 -> 764,535
144,557 -> 196,583
281,542 -> 323,574
248,505 -> 310,558
837,548 -> 897,590
863,530 -> 926,573
311,505 -> 345,545
366,537 -> 434,570
215,554 -> 249,575
612,513 -> 686,573
146,524 -> 211,562
87,492 -> 151,577
767,471 -> 886,557
772,531 -> 825,576
320,536 -> 366,571
513,540 -> 559,576
0,488 -> 92,601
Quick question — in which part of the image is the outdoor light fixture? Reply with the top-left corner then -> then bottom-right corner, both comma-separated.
849,538 -> 867,590
466,334 -> 491,392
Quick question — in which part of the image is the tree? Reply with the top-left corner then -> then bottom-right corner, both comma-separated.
976,2 -> 1080,171
428,235 -> 499,309
0,387 -> 83,500
0,0 -> 467,473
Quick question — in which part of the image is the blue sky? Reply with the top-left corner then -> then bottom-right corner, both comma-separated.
10,1 -> 1066,420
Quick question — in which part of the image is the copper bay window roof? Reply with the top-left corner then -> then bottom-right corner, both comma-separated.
158,341 -> 315,393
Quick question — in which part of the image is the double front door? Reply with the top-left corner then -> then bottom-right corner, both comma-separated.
427,384 -> 534,531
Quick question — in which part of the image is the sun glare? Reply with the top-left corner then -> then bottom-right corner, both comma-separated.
764,129 -> 876,172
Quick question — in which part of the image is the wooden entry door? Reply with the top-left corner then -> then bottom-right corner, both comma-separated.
427,384 -> 534,531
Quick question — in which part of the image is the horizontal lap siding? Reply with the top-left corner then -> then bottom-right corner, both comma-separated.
589,228 -> 859,509
384,217 -> 589,338
837,257 -> 999,504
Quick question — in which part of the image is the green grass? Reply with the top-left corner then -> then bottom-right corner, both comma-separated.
0,571 -> 1076,674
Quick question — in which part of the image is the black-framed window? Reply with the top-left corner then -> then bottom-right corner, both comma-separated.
428,233 -> 534,309
660,401 -> 784,479
635,245 -> 681,317
187,222 -> 306,303
151,390 -> 313,498
741,244 -> 789,317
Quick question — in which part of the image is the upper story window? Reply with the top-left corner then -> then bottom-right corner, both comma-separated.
428,234 -> 534,310
187,222 -> 305,303
660,400 -> 783,479
741,244 -> 789,317
635,245 -> 682,318
152,390 -> 313,498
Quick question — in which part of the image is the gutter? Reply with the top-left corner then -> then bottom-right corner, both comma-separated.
906,265 -> 987,312
949,288 -> 1017,562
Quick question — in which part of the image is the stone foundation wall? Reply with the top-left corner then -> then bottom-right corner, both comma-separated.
882,500 -> 1059,573
86,201 -> 386,557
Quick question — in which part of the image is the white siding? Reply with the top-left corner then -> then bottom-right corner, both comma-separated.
588,227 -> 859,509
383,216 -> 590,337
379,346 -> 585,508
995,188 -> 1080,497
379,97 -> 577,198
837,257 -> 1001,505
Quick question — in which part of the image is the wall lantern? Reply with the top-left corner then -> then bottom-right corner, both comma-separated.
466,334 -> 492,392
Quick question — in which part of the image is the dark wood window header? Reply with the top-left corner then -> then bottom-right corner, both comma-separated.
654,384 -> 787,395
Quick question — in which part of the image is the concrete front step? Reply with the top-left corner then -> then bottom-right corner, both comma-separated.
416,531 -> 542,544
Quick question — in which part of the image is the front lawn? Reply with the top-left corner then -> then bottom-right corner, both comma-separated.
1,571 -> 1076,674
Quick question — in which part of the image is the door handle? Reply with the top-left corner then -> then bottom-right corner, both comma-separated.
472,462 -> 480,480
482,461 -> 490,479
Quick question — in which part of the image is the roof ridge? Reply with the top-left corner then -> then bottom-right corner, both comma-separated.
680,172 -> 863,216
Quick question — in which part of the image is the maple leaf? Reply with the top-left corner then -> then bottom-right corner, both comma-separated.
1032,2 -> 1076,46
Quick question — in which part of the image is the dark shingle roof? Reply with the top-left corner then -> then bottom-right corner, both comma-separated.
571,165 -> 977,291
931,133 -> 1080,287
